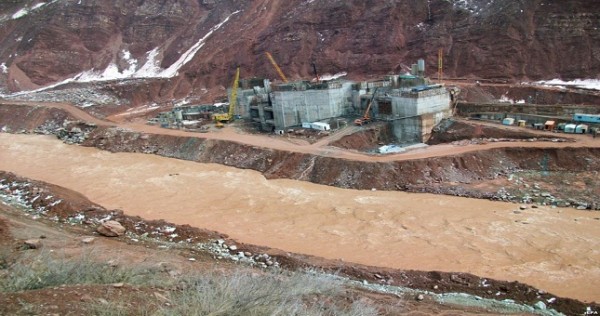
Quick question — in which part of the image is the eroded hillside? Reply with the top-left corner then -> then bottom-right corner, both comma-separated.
0,0 -> 598,103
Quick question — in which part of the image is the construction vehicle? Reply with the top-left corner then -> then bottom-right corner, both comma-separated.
213,67 -> 240,128
265,52 -> 288,82
354,88 -> 378,126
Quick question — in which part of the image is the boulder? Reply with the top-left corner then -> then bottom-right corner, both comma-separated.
24,239 -> 42,249
97,221 -> 126,237
534,301 -> 547,310
81,237 -> 95,244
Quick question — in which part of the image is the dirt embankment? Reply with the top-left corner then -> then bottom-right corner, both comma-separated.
329,123 -> 395,152
426,119 -> 565,145
1,102 -> 599,208
81,126 -> 600,208
0,104 -> 76,132
457,84 -> 600,106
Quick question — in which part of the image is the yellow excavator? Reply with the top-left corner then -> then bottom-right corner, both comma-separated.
354,88 -> 378,126
213,67 -> 240,128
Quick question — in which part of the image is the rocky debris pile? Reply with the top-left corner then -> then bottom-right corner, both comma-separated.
31,119 -> 96,144
33,120 -> 62,135
451,137 -> 569,146
0,178 -> 63,217
55,123 -> 96,144
197,239 -> 280,269
497,174 -> 600,210
6,85 -> 121,108
314,271 -> 566,316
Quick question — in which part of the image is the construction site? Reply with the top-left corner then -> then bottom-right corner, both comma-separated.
154,54 -> 460,152
1,0 -> 600,315
1,49 -> 600,315
153,53 -> 598,154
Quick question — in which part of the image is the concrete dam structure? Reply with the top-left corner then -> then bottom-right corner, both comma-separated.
158,60 -> 453,146
236,71 -> 452,145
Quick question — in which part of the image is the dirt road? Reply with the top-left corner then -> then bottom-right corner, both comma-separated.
2,133 -> 599,303
3,100 -> 598,163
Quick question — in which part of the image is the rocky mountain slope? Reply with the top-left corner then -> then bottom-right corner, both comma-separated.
0,0 -> 599,102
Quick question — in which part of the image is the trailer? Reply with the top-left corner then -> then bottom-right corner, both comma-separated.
310,122 -> 331,131
573,114 -> 600,124
502,118 -> 515,125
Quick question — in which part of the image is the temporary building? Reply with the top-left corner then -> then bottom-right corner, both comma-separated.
517,120 -> 527,127
378,144 -> 404,154
575,124 -> 588,134
544,120 -> 556,131
557,123 -> 566,131
502,118 -> 515,125
573,114 -> 600,124
534,123 -> 545,130
564,124 -> 577,133
310,122 -> 331,131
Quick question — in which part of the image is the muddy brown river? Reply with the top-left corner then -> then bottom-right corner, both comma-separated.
1,133 -> 599,302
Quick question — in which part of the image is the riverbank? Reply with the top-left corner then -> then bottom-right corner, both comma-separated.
1,133 -> 599,305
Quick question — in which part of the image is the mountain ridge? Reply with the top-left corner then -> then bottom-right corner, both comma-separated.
0,0 -> 598,102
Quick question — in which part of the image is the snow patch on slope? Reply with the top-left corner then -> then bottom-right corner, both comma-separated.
77,49 -> 138,82
319,72 -> 347,81
11,8 -> 29,19
158,10 -> 241,78
135,48 -> 162,78
534,79 -> 600,91
11,1 -> 60,19
2,10 -> 241,97
114,104 -> 161,117
447,0 -> 495,15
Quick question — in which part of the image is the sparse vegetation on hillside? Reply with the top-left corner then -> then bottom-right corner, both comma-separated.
1,250 -> 380,315
0,250 -> 171,292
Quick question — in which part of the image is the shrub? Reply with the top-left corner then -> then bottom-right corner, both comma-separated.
157,270 -> 379,316
0,250 -> 169,292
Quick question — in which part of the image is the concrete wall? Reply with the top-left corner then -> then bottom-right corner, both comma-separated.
389,110 -> 451,144
271,82 -> 352,129
225,87 -> 248,117
392,88 -> 450,117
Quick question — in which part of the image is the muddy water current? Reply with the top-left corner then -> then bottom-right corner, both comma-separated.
1,134 -> 599,302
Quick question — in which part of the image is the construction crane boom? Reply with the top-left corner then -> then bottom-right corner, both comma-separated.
228,67 -> 240,118
354,88 -> 378,126
213,67 -> 240,127
265,52 -> 288,82
438,48 -> 443,82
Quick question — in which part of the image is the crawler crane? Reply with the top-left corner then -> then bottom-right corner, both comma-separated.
354,88 -> 378,126
213,67 -> 240,128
